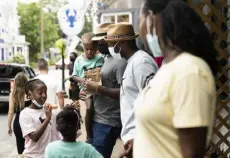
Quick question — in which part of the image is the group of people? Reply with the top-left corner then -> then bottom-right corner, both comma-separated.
7,0 -> 219,158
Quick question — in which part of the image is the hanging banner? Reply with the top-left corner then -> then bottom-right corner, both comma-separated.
57,3 -> 86,36
67,36 -> 81,53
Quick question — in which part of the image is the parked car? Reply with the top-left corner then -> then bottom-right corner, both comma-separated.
55,58 -> 70,69
0,63 -> 35,110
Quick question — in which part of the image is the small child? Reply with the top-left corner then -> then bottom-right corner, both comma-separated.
19,79 -> 61,158
44,105 -> 103,158
72,32 -> 103,84
71,32 -> 104,142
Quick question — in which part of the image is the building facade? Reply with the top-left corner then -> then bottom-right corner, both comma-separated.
0,0 -> 29,65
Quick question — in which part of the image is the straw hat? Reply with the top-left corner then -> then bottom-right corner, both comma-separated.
104,23 -> 139,42
92,23 -> 114,41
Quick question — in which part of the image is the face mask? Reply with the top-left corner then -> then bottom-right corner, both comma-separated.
109,42 -> 122,60
32,99 -> 43,108
30,92 -> 43,108
146,15 -> 163,57
70,58 -> 75,62
97,44 -> 110,55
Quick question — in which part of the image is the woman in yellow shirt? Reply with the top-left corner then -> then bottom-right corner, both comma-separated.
134,0 -> 219,158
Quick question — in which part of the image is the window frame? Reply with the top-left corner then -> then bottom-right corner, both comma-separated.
100,12 -> 133,24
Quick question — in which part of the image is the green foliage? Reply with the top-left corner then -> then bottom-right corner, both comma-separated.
18,0 -> 93,62
29,62 -> 37,69
41,0 -> 67,12
49,59 -> 55,65
17,2 -> 60,62
9,55 -> 25,64
79,10 -> 93,37
49,57 -> 59,65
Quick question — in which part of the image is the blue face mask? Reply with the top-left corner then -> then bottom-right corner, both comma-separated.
30,93 -> 43,108
146,15 -> 163,57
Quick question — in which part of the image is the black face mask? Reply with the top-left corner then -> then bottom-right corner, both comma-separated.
70,58 -> 75,62
97,44 -> 110,55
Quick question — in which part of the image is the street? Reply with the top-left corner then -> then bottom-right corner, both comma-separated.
0,114 -> 16,158
0,68 -> 123,158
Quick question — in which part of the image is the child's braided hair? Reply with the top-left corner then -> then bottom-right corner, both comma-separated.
56,105 -> 80,140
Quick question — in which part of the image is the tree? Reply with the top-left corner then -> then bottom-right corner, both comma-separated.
8,55 -> 25,64
18,2 -> 59,62
41,0 -> 67,12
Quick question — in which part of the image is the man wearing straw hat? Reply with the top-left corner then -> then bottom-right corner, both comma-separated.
83,23 -> 127,158
104,23 -> 158,157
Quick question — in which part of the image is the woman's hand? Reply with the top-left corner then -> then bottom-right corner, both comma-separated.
44,104 -> 52,121
8,127 -> 13,136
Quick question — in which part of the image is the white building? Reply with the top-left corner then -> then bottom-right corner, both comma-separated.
0,0 -> 30,65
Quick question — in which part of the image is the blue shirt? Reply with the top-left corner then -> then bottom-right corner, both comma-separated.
45,141 -> 103,158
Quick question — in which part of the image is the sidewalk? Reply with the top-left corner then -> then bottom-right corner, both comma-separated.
8,99 -> 123,158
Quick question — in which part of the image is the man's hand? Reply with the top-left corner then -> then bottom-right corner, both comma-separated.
83,80 -> 99,94
119,139 -> 134,158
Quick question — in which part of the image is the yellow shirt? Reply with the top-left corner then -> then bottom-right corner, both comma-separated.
134,53 -> 216,158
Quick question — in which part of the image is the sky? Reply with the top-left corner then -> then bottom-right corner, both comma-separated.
19,0 -> 39,3
0,0 -> 85,5
0,0 -> 38,5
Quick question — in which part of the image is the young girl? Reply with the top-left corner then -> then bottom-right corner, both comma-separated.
8,72 -> 30,155
19,79 -> 60,158
45,105 -> 103,158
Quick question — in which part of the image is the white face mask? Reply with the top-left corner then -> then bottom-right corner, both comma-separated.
30,92 -> 43,109
32,99 -> 43,108
146,14 -> 163,57
109,42 -> 122,60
